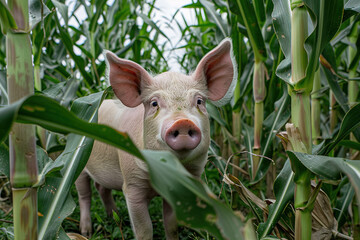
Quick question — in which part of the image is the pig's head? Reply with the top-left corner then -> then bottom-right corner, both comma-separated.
105,39 -> 236,170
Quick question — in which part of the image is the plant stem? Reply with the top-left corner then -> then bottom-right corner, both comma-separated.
348,18 -> 359,110
12,188 -> 37,239
290,2 -> 312,239
329,90 -> 337,134
34,64 -> 41,91
6,0 -> 38,239
290,94 -> 312,239
290,5 -> 308,85
252,61 -> 266,179
291,93 -> 312,154
353,197 -> 360,240
232,111 -> 241,178
348,18 -> 359,147
348,17 -> 360,240
311,69 -> 321,144
253,101 -> 263,178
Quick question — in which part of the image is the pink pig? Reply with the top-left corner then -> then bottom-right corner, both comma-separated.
75,39 -> 236,239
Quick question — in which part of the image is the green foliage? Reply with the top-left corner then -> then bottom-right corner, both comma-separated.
1,0 -> 360,239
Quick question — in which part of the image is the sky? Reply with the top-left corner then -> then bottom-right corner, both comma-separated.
151,0 -> 195,71
67,0 -> 194,72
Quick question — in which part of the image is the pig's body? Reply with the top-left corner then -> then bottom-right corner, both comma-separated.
76,39 -> 236,239
86,100 -> 144,191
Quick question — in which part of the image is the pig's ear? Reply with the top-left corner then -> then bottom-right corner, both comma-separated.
193,38 -> 237,106
104,51 -> 152,107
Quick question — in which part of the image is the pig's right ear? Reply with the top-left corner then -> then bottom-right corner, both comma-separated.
104,51 -> 152,107
193,38 -> 237,106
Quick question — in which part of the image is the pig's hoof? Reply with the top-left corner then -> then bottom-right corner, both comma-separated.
80,222 -> 92,238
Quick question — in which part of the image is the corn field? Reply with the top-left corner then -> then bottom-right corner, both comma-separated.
0,0 -> 360,239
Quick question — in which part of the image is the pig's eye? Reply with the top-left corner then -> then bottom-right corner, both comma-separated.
151,100 -> 158,107
197,98 -> 203,105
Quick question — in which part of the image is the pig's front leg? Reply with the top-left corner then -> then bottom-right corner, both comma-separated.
163,200 -> 179,240
75,171 -> 93,237
124,186 -> 153,240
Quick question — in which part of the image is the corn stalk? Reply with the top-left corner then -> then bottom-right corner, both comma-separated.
253,61 -> 266,177
289,2 -> 312,239
229,0 -> 267,180
2,0 -> 38,239
329,90 -> 337,134
348,19 -> 359,110
311,69 -> 321,144
348,16 -> 360,240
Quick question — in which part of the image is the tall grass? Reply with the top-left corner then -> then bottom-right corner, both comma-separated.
0,0 -> 360,239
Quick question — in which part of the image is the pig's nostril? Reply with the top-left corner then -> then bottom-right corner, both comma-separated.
163,119 -> 201,151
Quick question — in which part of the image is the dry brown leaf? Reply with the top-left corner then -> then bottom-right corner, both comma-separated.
67,233 -> 88,240
311,183 -> 338,240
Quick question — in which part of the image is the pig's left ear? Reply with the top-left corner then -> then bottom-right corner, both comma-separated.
104,51 -> 153,108
193,38 -> 237,106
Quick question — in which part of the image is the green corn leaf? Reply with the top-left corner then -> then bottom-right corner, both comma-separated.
318,103 -> 360,155
349,26 -> 360,71
0,94 -> 142,159
335,182 -> 355,228
199,0 -> 229,38
339,140 -> 360,152
37,92 -> 104,240
345,0 -> 360,13
344,0 -> 360,20
253,0 -> 266,27
0,143 -> 9,178
296,0 -> 343,91
38,134 -> 93,240
0,70 -> 7,105
89,0 -> 106,33
207,103 -> 229,130
54,18 -> 94,87
0,94 -> 247,239
138,13 -> 171,42
0,226 -> 14,239
239,61 -> 254,98
258,159 -> 294,238
287,151 -> 360,204
254,90 -> 290,183
42,78 -> 80,108
0,0 -> 17,34
244,219 -> 257,240
29,0 -> 51,30
228,0 -> 267,62
38,176 -> 75,240
35,147 -> 64,188
136,35 -> 167,63
272,0 -> 291,83
242,123 -> 254,179
331,20 -> 354,46
74,43 -> 93,59
52,0 -> 69,26
322,66 -> 348,113
142,150 -> 245,240
227,174 -> 266,222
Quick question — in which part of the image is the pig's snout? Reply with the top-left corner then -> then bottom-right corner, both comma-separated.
163,119 -> 201,151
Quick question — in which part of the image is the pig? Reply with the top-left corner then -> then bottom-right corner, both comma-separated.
75,39 -> 236,239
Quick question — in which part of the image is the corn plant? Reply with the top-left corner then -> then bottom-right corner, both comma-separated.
0,0 -> 43,238
1,0 -> 360,239
175,0 -> 360,240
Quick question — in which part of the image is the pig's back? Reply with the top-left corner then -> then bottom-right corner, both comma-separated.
98,99 -> 144,145
85,99 -> 144,190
